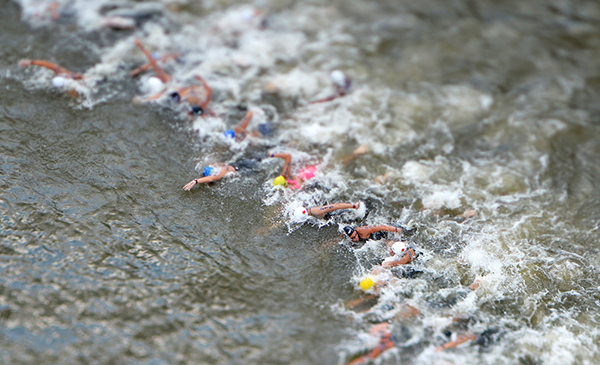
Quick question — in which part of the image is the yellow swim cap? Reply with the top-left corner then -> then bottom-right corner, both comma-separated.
273,175 -> 287,187
360,277 -> 375,291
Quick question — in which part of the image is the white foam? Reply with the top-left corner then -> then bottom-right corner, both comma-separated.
422,190 -> 462,210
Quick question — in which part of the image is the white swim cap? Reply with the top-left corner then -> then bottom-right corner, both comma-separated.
391,241 -> 407,255
293,206 -> 309,221
330,70 -> 346,88
52,76 -> 66,88
146,77 -> 164,94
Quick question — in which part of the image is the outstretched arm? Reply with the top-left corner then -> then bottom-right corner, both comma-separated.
19,59 -> 83,80
134,39 -> 171,83
269,153 -> 292,178
345,293 -> 378,310
309,94 -> 338,104
308,202 -> 360,217
130,54 -> 179,77
182,165 -> 234,190
234,110 -> 253,135
346,336 -> 394,365
343,145 -> 369,164
435,333 -> 475,351
356,225 -> 402,239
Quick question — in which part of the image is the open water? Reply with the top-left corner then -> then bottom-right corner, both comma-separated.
1,0 -> 600,364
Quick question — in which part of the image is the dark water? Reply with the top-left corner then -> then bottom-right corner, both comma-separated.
2,0 -> 600,364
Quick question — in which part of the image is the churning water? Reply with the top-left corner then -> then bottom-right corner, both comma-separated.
1,0 -> 600,364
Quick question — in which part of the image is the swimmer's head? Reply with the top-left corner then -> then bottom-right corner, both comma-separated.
331,70 -> 351,90
203,166 -> 215,177
273,175 -> 287,187
391,241 -> 407,256
146,77 -> 164,94
343,226 -> 359,241
359,277 -> 375,291
189,105 -> 204,116
52,76 -> 66,88
293,206 -> 309,221
224,129 -> 235,139
169,91 -> 181,102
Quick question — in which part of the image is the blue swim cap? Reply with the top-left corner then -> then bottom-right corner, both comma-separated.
224,129 -> 235,139
258,123 -> 272,136
203,166 -> 215,177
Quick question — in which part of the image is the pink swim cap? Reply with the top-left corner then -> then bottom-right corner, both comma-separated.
297,165 -> 317,181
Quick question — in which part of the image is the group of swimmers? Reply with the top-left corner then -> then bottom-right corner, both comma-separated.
16,4 -> 494,364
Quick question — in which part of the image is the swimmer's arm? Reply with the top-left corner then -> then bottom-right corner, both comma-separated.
180,87 -> 206,110
178,86 -> 194,99
234,110 -> 253,134
19,59 -> 83,80
309,94 -> 338,104
194,75 -> 212,109
369,323 -> 390,336
49,2 -> 60,20
357,225 -> 402,238
367,337 -> 394,359
308,202 -> 360,217
345,294 -> 377,309
435,333 -> 476,351
345,337 -> 394,365
270,153 -> 292,178
130,54 -> 179,77
134,39 -> 171,83
394,304 -> 420,320
343,145 -> 369,164
377,225 -> 403,234
130,62 -> 153,77
182,166 -> 234,190
145,92 -> 165,101
346,355 -> 369,365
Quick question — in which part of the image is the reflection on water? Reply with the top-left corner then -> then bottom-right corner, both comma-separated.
1,0 -> 600,364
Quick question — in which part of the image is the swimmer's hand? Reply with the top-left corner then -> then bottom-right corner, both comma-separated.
353,201 -> 360,209
19,59 -> 33,67
183,179 -> 197,191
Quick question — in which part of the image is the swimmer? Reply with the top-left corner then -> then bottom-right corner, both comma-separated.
436,326 -> 503,351
19,59 -> 84,81
293,202 -> 361,221
346,323 -> 395,365
268,152 -> 317,189
224,110 -> 253,141
346,270 -> 398,311
182,164 -> 237,191
134,39 -> 171,83
19,59 -> 85,97
134,39 -> 214,116
343,224 -> 404,243
310,70 -> 351,104
381,241 -> 418,268
173,75 -> 215,116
